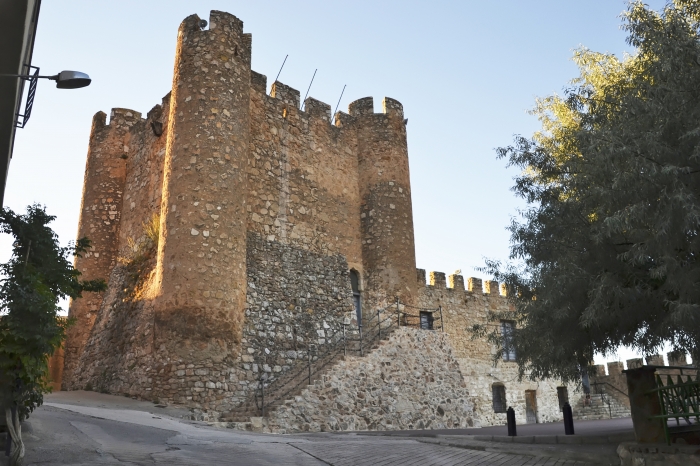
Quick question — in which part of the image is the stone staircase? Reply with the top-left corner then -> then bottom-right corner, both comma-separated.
573,388 -> 631,420
222,319 -> 398,428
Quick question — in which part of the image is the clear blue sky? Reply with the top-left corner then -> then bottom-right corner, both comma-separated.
6,1 -> 672,366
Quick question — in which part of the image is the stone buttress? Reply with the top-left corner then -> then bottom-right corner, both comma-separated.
152,11 -> 251,378
63,109 -> 133,387
351,97 -> 418,309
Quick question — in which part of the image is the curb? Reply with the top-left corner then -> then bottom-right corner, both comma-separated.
443,432 -> 634,445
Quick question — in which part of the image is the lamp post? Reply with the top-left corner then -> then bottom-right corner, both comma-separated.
1,68 -> 91,128
1,69 -> 91,89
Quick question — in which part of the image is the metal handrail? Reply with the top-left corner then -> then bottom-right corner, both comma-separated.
243,299 -> 446,418
253,308 -> 396,413
592,380 -> 629,399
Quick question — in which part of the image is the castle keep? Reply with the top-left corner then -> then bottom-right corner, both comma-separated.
61,10 -> 634,431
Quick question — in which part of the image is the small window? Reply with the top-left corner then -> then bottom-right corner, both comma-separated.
419,311 -> 434,330
350,270 -> 361,326
501,321 -> 516,361
492,384 -> 507,413
557,387 -> 569,412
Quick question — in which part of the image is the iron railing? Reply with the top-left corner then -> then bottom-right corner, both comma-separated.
646,365 -> 700,445
244,299 -> 442,418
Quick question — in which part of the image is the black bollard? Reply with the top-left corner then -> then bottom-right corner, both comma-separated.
506,406 -> 517,436
563,402 -> 575,435
5,429 -> 11,457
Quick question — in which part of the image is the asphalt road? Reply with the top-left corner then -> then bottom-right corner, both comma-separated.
0,392 -> 621,465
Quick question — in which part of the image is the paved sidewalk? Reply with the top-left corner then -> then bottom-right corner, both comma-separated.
358,417 -> 634,439
2,392 -> 620,465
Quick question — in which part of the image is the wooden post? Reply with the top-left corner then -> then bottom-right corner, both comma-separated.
563,402 -> 574,435
507,407 -> 517,436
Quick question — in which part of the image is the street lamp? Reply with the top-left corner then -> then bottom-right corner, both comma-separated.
47,70 -> 92,89
1,69 -> 91,88
0,67 -> 91,128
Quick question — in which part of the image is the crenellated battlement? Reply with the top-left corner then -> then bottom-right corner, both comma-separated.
383,97 -> 404,118
348,96 -> 405,120
270,80 -> 300,108
349,97 -> 374,116
468,277 -> 483,293
592,351 -> 692,378
449,273 -> 465,291
430,271 -> 446,288
334,111 -> 354,128
415,268 -> 506,297
107,108 -> 143,128
251,70 -> 267,93
304,97 -> 332,122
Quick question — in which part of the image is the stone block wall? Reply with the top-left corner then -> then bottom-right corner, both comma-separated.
416,269 -> 570,426
264,327 -> 476,433
242,231 -> 355,389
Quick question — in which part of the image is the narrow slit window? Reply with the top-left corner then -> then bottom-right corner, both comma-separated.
350,270 -> 361,327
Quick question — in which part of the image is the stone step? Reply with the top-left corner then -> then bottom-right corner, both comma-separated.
223,323 -> 399,424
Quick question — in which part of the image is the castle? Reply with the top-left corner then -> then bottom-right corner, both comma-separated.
60,10 -> 636,432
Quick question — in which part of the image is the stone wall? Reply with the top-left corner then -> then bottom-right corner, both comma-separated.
241,231 -> 355,394
65,228 -> 355,419
247,76 -> 362,269
264,327 -> 477,433
417,270 -> 571,426
62,9 -> 584,429
47,345 -> 64,392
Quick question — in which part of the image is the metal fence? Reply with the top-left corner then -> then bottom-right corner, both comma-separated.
647,365 -> 700,444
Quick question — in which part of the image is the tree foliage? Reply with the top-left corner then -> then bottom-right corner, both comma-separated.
481,0 -> 700,382
0,205 -> 105,420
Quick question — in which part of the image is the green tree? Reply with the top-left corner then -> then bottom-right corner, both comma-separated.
481,0 -> 700,382
0,205 -> 104,465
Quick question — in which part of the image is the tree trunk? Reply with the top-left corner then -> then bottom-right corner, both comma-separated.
5,407 -> 24,466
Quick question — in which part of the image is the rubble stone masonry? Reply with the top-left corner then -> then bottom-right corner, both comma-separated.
63,9 -> 585,428
264,328 -> 476,433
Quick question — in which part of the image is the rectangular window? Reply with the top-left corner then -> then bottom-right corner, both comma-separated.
501,321 -> 516,361
492,384 -> 507,413
419,311 -> 434,330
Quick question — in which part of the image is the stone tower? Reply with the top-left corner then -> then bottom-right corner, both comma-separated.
63,10 -> 418,417
352,97 -> 417,308
62,109 -> 132,384
152,12 -> 251,371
